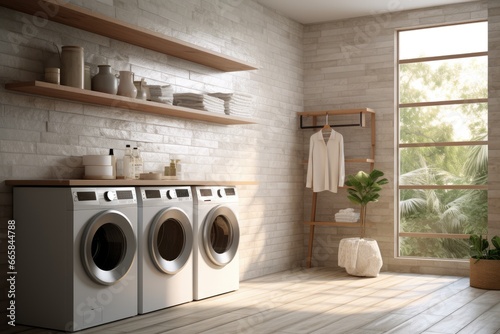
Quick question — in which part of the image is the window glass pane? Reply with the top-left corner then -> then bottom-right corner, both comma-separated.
400,103 -> 487,143
399,22 -> 487,60
400,146 -> 487,185
400,188 -> 487,235
399,56 -> 488,104
398,21 -> 488,261
399,237 -> 471,259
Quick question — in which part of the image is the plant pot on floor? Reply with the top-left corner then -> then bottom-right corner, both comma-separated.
338,237 -> 383,277
469,258 -> 500,290
469,234 -> 500,290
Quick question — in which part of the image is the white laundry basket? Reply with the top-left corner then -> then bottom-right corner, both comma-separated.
338,237 -> 383,277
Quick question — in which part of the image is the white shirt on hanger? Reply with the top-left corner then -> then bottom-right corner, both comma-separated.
306,129 -> 345,193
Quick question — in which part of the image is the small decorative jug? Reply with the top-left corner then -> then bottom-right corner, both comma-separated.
135,78 -> 148,100
117,71 -> 137,98
91,65 -> 117,94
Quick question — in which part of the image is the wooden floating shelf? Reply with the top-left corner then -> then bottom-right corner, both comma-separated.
5,81 -> 256,126
5,179 -> 258,187
304,221 -> 362,228
0,0 -> 257,72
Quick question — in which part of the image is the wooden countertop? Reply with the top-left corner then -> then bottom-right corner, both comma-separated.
5,179 -> 258,187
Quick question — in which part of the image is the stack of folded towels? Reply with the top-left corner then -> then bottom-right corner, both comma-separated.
335,208 -> 360,222
173,93 -> 225,114
208,92 -> 253,117
148,84 -> 174,104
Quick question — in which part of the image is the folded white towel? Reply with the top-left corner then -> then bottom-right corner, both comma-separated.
335,210 -> 360,222
173,93 -> 225,114
208,92 -> 253,117
148,85 -> 173,97
151,96 -> 173,104
339,208 -> 355,213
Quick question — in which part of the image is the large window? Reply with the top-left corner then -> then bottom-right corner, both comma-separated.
397,22 -> 488,259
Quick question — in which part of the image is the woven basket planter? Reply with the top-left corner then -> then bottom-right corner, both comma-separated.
469,258 -> 500,290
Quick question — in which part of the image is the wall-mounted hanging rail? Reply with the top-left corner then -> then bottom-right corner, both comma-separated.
297,108 -> 375,129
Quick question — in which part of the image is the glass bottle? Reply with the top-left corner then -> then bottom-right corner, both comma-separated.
123,145 -> 134,179
169,159 -> 176,177
109,148 -> 116,179
133,147 -> 143,179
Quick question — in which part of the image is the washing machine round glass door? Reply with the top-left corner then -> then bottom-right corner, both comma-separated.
149,207 -> 193,274
81,210 -> 137,285
202,205 -> 240,267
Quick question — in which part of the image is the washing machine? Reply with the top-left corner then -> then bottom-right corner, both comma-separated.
136,186 -> 194,314
192,186 -> 240,300
13,187 -> 138,332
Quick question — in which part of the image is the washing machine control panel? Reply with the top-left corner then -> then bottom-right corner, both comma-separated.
140,187 -> 192,203
72,188 -> 137,207
195,187 -> 238,203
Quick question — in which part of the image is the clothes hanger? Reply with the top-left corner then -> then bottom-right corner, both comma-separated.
322,113 -> 332,134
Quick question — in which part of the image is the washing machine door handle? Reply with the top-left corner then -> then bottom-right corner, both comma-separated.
81,210 -> 137,285
202,205 -> 240,267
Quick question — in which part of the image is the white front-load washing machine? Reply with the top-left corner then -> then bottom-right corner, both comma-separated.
136,186 -> 194,314
192,186 -> 240,300
13,187 -> 138,332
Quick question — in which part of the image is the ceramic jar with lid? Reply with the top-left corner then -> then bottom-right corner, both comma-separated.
92,65 -> 118,94
44,68 -> 60,84
60,46 -> 84,89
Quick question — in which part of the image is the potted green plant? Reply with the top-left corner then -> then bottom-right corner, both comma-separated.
469,234 -> 500,290
338,169 -> 388,277
345,169 -> 388,238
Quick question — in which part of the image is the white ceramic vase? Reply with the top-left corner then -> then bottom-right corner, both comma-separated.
92,65 -> 118,94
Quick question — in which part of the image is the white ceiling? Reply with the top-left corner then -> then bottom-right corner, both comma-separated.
256,0 -> 479,24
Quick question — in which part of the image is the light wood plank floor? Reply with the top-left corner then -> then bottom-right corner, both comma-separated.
6,267 -> 500,334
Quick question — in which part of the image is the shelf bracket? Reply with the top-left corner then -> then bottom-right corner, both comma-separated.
299,112 -> 365,129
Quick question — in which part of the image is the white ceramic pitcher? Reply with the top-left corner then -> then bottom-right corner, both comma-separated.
117,71 -> 137,98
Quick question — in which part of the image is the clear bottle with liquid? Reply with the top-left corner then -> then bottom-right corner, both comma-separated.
133,147 -> 143,179
123,145 -> 134,179
175,159 -> 182,180
169,159 -> 176,178
109,148 -> 116,179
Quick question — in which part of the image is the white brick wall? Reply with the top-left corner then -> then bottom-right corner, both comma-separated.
0,0 -> 305,290
303,0 -> 491,276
